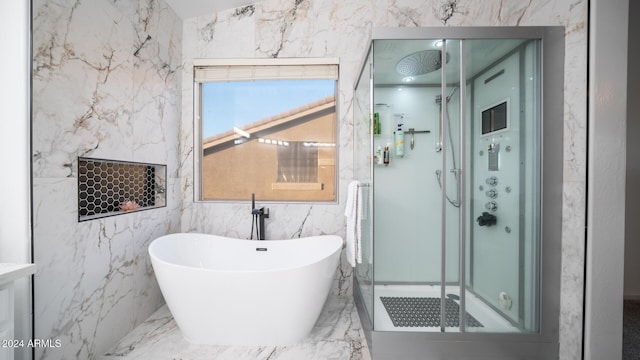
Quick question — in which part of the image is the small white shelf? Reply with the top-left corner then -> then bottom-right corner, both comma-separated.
0,263 -> 35,286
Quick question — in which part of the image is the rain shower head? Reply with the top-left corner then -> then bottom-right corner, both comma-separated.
395,50 -> 449,76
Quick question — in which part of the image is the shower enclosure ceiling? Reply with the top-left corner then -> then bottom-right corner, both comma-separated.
373,39 -> 527,85
353,27 -> 564,359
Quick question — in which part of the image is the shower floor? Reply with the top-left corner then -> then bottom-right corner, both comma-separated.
373,285 -> 519,332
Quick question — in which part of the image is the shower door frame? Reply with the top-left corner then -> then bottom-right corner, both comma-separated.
353,26 -> 564,359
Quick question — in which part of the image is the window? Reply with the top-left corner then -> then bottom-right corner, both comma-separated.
194,58 -> 338,202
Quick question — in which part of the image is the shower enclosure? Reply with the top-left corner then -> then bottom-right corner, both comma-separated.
353,27 -> 564,359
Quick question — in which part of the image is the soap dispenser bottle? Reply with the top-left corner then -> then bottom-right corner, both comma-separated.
383,143 -> 390,165
375,145 -> 383,165
394,123 -> 405,157
374,112 -> 381,135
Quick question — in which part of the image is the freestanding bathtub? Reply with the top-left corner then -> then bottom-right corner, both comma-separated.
148,233 -> 343,346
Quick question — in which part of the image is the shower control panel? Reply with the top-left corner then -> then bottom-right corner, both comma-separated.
477,175 -> 500,227
476,131 -> 517,234
475,91 -> 516,230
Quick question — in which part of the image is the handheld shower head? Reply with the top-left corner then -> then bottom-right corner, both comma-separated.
447,87 -> 458,101
435,87 -> 459,104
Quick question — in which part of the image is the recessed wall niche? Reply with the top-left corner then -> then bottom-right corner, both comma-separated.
77,157 -> 167,221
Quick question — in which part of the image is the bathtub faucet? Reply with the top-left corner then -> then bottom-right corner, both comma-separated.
251,193 -> 269,240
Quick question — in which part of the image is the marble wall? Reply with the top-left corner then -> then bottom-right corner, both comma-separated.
179,1 -> 587,359
31,0 -> 182,359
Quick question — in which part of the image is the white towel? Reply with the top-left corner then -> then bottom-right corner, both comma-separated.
356,185 -> 363,264
345,180 -> 362,267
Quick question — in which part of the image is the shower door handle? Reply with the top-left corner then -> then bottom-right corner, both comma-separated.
437,93 -> 444,153
436,109 -> 443,152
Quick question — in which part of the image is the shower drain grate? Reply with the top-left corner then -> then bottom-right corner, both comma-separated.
380,296 -> 483,328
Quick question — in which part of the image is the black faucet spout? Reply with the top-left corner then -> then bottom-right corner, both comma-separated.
250,194 -> 269,240
257,207 -> 269,240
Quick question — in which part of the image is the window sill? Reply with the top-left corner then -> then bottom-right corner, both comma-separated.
271,183 -> 323,191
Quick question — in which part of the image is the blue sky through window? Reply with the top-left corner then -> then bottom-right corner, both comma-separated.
201,79 -> 336,139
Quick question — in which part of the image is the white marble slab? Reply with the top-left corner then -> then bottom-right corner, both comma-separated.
100,293 -> 371,360
0,263 -> 36,285
32,0 -> 183,358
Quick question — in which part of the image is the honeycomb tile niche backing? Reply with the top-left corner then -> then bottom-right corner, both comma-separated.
77,157 -> 167,221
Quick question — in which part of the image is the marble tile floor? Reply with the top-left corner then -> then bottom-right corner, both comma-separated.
100,294 -> 371,360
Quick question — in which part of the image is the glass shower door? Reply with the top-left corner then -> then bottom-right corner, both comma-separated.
371,38 -> 446,332
439,39 -> 463,333
432,37 -> 542,334
353,45 -> 374,327
460,38 -> 541,333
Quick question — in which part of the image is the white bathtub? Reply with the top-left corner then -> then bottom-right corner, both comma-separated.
148,233 -> 343,346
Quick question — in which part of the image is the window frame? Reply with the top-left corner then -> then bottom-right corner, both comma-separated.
193,57 -> 340,203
